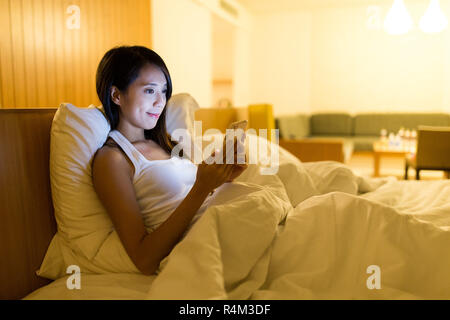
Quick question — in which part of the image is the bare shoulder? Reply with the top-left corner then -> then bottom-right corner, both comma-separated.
93,139 -> 134,179
91,139 -> 147,269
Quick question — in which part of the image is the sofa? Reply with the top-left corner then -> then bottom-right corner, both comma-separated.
276,112 -> 450,153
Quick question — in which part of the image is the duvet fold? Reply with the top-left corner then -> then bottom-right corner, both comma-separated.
147,182 -> 293,299
147,159 -> 450,300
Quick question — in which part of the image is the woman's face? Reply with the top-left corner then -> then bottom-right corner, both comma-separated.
116,63 -> 167,131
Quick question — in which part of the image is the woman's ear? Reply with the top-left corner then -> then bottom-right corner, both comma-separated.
110,86 -> 121,106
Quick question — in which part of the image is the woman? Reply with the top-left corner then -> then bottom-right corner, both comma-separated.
92,46 -> 247,275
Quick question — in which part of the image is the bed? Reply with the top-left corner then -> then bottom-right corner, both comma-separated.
1,105 -> 450,300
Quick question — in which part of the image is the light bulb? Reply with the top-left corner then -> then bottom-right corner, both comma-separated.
419,0 -> 448,33
384,0 -> 414,35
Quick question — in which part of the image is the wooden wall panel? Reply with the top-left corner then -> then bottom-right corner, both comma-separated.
9,0 -> 27,108
54,0 -> 66,106
0,0 -> 152,108
22,0 -> 38,107
33,0 -> 49,107
43,0 -> 57,107
0,0 -> 14,108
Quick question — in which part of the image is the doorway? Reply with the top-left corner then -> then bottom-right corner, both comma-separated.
211,14 -> 235,108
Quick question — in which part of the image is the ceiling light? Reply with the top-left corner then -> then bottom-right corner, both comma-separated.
419,0 -> 448,33
384,0 -> 414,35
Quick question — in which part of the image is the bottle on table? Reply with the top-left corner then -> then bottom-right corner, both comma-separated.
380,128 -> 388,148
388,132 -> 395,148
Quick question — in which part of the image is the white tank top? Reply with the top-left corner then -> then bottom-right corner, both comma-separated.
108,130 -> 213,233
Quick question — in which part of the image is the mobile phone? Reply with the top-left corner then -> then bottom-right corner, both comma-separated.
223,120 -> 247,165
226,120 -> 247,144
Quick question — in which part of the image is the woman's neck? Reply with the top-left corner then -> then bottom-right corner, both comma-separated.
116,122 -> 146,143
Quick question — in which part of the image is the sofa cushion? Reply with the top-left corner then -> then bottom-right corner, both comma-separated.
350,136 -> 380,152
310,113 -> 353,136
276,114 -> 310,139
354,113 -> 450,136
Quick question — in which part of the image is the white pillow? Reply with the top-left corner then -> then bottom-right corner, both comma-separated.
165,92 -> 199,140
165,93 -> 201,161
37,103 -> 140,279
38,95 -> 201,280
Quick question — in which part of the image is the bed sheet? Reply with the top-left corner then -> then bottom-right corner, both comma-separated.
146,159 -> 450,300
26,140 -> 450,300
24,273 -> 155,300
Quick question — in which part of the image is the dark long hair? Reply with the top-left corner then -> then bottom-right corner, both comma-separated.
96,46 -> 175,154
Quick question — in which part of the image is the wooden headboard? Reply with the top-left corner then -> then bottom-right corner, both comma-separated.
0,105 -> 273,299
0,108 -> 57,300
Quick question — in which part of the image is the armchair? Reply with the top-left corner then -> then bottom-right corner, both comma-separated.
405,126 -> 450,180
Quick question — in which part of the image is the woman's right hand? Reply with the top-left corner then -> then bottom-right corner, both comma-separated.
194,151 -> 235,193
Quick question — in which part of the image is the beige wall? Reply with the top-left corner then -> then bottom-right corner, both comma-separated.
212,14 -> 235,107
212,15 -> 235,81
443,14 -> 450,114
312,1 -> 448,114
249,11 -> 312,116
152,0 -> 212,108
152,0 -> 252,109
232,19 -> 252,108
248,0 -> 450,116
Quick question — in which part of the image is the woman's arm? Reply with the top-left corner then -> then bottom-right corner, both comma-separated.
92,146 -> 234,275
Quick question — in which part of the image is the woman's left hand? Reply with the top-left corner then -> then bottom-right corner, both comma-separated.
224,135 -> 248,182
227,163 -> 248,182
